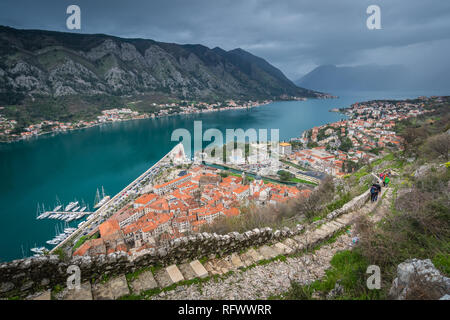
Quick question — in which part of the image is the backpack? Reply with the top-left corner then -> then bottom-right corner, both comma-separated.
370,186 -> 377,194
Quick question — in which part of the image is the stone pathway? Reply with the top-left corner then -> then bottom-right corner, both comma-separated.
45,186 -> 391,300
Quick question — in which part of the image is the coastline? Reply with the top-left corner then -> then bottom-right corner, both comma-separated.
1,95 -> 340,144
0,100 -> 275,144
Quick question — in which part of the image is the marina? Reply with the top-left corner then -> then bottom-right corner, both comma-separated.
48,143 -> 185,254
33,190 -> 108,250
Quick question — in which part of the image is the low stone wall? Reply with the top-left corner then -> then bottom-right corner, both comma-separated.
0,190 -> 371,299
0,225 -> 303,298
326,189 -> 370,220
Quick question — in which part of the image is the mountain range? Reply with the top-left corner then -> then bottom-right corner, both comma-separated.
296,64 -> 450,93
0,25 -> 321,106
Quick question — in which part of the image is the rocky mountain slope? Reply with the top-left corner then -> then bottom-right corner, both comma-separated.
295,64 -> 410,92
0,26 -> 320,105
296,64 -> 450,93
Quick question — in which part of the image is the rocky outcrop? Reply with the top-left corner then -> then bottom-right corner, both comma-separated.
389,259 -> 450,300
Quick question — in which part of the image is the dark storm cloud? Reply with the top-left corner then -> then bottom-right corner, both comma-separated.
1,0 -> 450,80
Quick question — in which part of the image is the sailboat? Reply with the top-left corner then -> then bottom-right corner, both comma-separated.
94,186 -> 110,209
53,195 -> 62,212
36,203 -> 50,219
35,203 -> 42,219
79,199 -> 87,212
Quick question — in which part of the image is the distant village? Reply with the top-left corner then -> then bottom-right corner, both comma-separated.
0,99 -> 272,142
286,96 -> 437,176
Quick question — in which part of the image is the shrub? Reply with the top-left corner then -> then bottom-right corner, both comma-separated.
354,167 -> 450,295
421,133 -> 450,161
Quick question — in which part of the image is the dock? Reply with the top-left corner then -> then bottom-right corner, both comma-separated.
37,211 -> 94,220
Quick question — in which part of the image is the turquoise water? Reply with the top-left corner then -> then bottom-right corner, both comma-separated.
0,90 -> 447,261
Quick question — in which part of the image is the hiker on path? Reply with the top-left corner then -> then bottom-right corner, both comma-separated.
374,182 -> 381,201
383,175 -> 390,187
370,183 -> 379,202
375,182 -> 381,192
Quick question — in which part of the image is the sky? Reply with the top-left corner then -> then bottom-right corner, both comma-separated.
1,0 -> 450,81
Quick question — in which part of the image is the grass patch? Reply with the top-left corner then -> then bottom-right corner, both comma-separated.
371,153 -> 395,167
432,253 -> 450,277
198,256 -> 208,264
280,250 -> 384,300
72,236 -> 88,251
326,193 -> 351,212
280,160 -> 310,171
53,248 -> 67,260
126,266 -> 152,282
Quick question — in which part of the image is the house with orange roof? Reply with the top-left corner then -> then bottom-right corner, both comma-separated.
232,184 -> 250,200
134,193 -> 158,208
223,207 -> 240,217
146,198 -> 169,214
73,238 -> 106,257
153,173 -> 192,195
99,219 -> 120,238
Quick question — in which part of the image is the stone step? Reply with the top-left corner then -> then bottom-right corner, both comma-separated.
32,290 -> 51,300
274,242 -> 293,255
335,217 -> 347,225
318,224 -> 334,234
203,260 -> 220,275
293,235 -> 307,250
92,281 -> 114,300
323,222 -> 339,233
129,270 -> 158,294
109,275 -> 130,299
178,263 -> 197,281
307,232 -> 324,246
308,231 -> 325,243
154,268 -> 175,288
330,220 -> 343,228
337,214 -> 352,224
63,282 -> 93,300
239,251 -> 255,267
166,265 -> 185,283
213,258 -> 234,274
283,238 -> 298,251
314,226 -> 329,236
258,245 -> 278,260
92,275 -> 129,300
189,260 -> 209,279
230,253 -> 244,269
246,248 -> 264,263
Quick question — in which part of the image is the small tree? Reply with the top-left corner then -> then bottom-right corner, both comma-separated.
423,133 -> 450,161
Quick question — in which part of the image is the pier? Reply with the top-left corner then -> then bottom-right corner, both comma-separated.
37,211 -> 94,221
